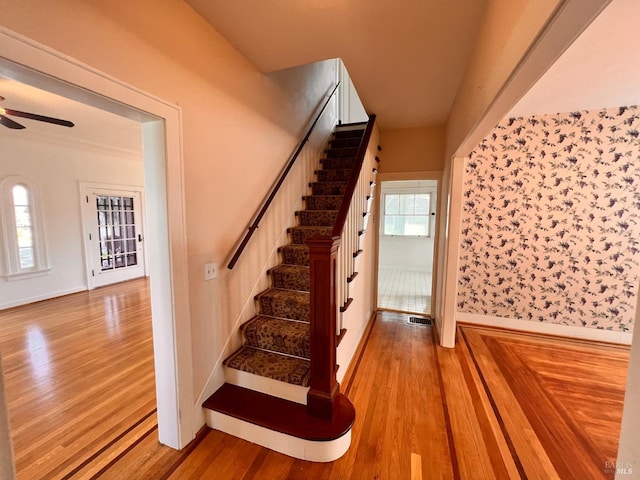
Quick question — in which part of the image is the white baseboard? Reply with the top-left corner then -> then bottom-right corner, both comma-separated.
0,286 -> 86,310
456,312 -> 633,345
205,410 -> 351,462
225,366 -> 309,405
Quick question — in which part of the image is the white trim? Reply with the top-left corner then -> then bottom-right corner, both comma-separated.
224,367 -> 309,405
375,171 -> 442,319
616,285 -> 640,477
0,27 -> 194,449
4,268 -> 51,282
5,130 -> 142,162
440,157 -> 465,348
457,312 -> 633,345
205,410 -> 352,462
0,286 -> 83,310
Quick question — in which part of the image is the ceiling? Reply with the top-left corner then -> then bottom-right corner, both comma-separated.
0,78 -> 142,155
1,0 -> 637,149
185,0 -> 488,129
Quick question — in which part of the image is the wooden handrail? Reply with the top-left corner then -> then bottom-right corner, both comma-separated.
227,82 -> 341,269
331,114 -> 376,237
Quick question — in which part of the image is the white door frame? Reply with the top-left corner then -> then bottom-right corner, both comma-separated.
373,171 -> 442,316
0,27 -> 195,449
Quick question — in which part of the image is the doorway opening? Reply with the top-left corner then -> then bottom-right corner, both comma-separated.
377,179 -> 437,316
0,28 -> 194,459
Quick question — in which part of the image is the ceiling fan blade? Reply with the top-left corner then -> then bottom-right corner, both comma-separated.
0,114 -> 25,129
4,109 -> 74,127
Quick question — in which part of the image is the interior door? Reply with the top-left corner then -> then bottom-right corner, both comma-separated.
82,186 -> 146,288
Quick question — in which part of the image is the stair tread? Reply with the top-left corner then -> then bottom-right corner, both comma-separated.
310,181 -> 348,185
310,182 -> 348,196
315,169 -> 353,182
269,264 -> 310,273
224,346 -> 310,386
289,225 -> 334,245
289,225 -> 334,231
303,195 -> 343,210
296,210 -> 338,227
333,129 -> 365,139
203,383 -> 355,441
242,315 -> 310,358
257,288 -> 309,321
269,264 -> 310,291
298,209 -> 338,213
320,158 -> 358,170
279,244 -> 310,266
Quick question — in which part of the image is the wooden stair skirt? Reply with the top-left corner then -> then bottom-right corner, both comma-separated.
203,122 -> 371,462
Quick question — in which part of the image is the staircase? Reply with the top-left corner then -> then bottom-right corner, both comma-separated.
203,125 -> 369,462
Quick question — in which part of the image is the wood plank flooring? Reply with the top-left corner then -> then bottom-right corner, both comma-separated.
0,278 -> 156,479
458,325 -> 629,480
1,287 -> 630,479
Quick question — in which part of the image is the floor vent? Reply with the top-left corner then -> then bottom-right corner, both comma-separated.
408,316 -> 433,326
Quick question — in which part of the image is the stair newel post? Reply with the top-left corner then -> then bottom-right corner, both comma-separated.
306,235 -> 341,420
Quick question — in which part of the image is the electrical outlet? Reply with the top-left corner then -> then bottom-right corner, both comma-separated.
204,262 -> 217,280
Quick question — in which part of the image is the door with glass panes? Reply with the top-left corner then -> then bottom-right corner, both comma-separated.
82,186 -> 146,288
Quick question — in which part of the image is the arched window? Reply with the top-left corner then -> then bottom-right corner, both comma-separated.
1,176 -> 49,279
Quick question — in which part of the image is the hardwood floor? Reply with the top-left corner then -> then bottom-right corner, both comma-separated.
1,292 -> 630,479
458,325 -> 629,479
0,278 -> 156,479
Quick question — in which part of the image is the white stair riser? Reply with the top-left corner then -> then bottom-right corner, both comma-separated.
224,366 -> 309,405
205,410 -> 352,463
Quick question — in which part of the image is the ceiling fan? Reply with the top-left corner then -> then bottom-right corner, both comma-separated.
0,95 -> 74,129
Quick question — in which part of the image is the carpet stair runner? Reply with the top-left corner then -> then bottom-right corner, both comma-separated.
220,126 -> 365,388
203,124 -> 367,460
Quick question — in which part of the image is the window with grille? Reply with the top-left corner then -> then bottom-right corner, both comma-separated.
1,176 -> 49,279
96,195 -> 138,271
13,185 -> 35,269
383,193 -> 431,236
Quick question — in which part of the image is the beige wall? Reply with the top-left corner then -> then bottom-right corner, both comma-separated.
379,125 -> 445,173
0,0 -> 337,415
445,0 -> 562,158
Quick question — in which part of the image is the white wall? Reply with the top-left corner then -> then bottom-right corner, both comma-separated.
337,60 -> 368,125
0,132 -> 143,309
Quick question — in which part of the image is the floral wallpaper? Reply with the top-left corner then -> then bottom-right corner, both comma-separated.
457,105 -> 640,332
